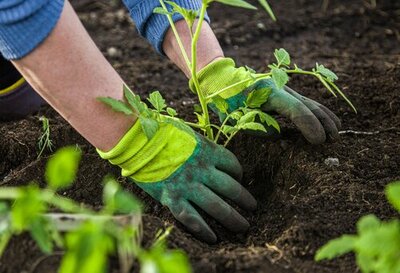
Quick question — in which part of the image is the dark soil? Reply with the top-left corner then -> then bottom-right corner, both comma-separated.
1,0 -> 400,272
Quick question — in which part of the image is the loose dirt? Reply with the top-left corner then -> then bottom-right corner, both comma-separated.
1,0 -> 399,272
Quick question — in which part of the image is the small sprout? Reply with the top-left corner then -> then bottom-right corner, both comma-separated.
38,116 -> 54,158
212,95 -> 229,114
212,0 -> 257,10
315,63 -> 338,82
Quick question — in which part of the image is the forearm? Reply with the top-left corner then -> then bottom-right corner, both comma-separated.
163,20 -> 224,78
11,1 -> 135,151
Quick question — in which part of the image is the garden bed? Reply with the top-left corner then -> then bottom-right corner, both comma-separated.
0,0 -> 399,272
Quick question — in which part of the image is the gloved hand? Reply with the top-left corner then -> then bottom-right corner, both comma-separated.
98,118 -> 256,243
190,58 -> 342,144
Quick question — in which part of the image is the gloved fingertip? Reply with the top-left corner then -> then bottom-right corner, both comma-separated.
293,115 -> 327,145
238,190 -> 257,211
225,211 -> 250,233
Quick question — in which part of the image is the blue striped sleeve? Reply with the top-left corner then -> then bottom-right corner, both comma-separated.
0,0 -> 64,60
122,0 -> 210,55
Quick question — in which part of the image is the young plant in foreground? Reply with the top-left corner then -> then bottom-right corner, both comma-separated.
152,0 -> 355,144
315,181 -> 400,273
37,116 -> 54,158
0,147 -> 191,273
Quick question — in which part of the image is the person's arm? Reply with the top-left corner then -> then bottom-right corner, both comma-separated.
1,0 -> 255,243
11,1 -> 134,151
124,0 -> 342,144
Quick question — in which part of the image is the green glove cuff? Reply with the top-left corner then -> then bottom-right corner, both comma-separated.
97,120 -> 197,183
189,58 -> 253,99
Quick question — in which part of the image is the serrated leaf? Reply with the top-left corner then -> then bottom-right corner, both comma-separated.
147,91 -> 167,112
315,235 -> 356,261
222,125 -> 239,135
386,182 -> 400,212
237,111 -> 258,125
258,0 -> 276,21
316,64 -> 338,82
212,96 -> 229,114
194,112 -> 206,127
257,111 -> 280,132
45,146 -> 82,190
274,48 -> 290,66
271,67 -> 289,89
230,111 -> 243,120
123,85 -> 146,114
153,7 -> 172,15
98,97 -> 133,115
246,87 -> 271,108
139,117 -> 159,140
214,0 -> 257,10
166,107 -> 177,117
240,122 -> 267,132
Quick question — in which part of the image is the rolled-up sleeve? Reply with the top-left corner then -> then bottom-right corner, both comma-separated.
122,0 -> 210,55
0,0 -> 64,60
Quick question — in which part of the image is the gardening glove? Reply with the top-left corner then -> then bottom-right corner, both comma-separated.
97,119 -> 257,243
190,58 -> 342,144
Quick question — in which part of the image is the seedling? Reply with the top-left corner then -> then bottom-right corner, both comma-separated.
152,0 -> 355,141
315,181 -> 400,273
38,116 -> 54,158
0,147 -> 190,273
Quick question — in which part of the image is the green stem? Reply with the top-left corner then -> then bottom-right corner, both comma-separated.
190,3 -> 213,140
214,112 -> 236,144
159,0 -> 191,69
223,131 -> 239,147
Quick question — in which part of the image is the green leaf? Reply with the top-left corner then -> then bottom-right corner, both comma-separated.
97,97 -> 133,115
316,64 -> 338,82
166,107 -> 177,117
315,235 -> 357,261
153,7 -> 173,15
246,87 -> 271,108
59,222 -> 114,273
214,0 -> 257,10
30,217 -> 53,254
230,111 -> 243,120
123,85 -> 147,114
258,0 -> 276,21
148,91 -> 167,112
357,214 -> 381,234
237,111 -> 258,125
240,122 -> 267,133
139,117 -> 159,140
11,185 -> 46,231
257,111 -> 280,132
386,181 -> 400,212
222,125 -> 239,135
274,48 -> 290,66
45,146 -> 82,190
103,177 -> 142,214
212,95 -> 229,114
271,67 -> 289,89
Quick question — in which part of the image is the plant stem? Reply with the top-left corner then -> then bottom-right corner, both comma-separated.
159,0 -> 191,69
224,131 -> 239,147
214,112 -> 235,144
190,2 -> 213,140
